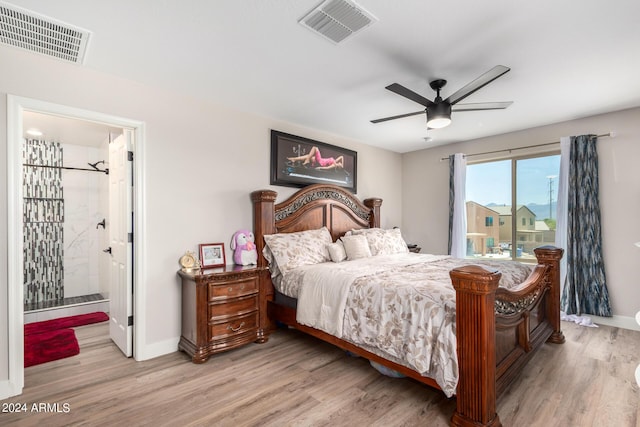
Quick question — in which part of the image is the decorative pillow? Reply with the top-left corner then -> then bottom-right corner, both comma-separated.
340,234 -> 372,260
263,227 -> 332,274
351,228 -> 409,256
327,241 -> 347,263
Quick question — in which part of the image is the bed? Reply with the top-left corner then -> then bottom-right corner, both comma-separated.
251,184 -> 564,427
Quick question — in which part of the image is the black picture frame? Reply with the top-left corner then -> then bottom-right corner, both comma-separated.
270,130 -> 357,192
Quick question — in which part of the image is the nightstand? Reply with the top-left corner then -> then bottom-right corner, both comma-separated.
177,265 -> 268,363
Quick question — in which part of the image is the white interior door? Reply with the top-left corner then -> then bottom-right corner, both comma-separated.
108,131 -> 133,357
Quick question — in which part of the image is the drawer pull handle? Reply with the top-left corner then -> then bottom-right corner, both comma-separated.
228,284 -> 245,293
227,322 -> 245,332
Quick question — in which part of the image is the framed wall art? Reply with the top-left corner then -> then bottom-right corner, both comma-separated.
270,130 -> 357,192
199,243 -> 226,269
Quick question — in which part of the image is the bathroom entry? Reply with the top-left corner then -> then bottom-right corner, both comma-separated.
21,111 -> 133,357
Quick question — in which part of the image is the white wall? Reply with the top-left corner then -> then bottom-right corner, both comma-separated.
62,143 -> 108,299
0,45 -> 402,387
402,107 -> 640,319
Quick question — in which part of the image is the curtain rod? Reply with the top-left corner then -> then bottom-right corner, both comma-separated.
23,163 -> 109,174
439,132 -> 612,161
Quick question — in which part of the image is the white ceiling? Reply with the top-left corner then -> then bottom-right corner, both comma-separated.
6,0 -> 640,153
23,111 -> 121,147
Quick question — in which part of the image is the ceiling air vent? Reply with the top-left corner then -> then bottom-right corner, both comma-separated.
299,0 -> 377,44
0,2 -> 91,64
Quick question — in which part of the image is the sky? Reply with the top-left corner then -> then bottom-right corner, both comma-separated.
466,155 -> 561,206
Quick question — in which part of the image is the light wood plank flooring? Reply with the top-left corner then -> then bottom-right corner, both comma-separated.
2,321 -> 639,426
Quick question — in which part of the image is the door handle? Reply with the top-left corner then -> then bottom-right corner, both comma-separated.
103,247 -> 112,254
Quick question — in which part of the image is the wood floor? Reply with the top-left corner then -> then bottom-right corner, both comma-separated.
2,321 -> 639,426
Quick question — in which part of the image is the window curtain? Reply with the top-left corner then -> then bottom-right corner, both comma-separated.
448,153 -> 467,258
555,137 -> 570,299
559,134 -> 612,316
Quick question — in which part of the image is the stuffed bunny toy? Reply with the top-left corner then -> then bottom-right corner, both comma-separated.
230,230 -> 258,265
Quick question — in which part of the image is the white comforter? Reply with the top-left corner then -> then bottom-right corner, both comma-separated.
279,253 -> 533,397
295,254 -> 449,337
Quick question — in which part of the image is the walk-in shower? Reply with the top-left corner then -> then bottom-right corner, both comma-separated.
22,112 -> 114,321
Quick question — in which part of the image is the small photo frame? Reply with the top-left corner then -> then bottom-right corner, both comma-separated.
199,243 -> 226,269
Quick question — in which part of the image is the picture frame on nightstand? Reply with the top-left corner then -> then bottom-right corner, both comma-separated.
199,243 -> 225,269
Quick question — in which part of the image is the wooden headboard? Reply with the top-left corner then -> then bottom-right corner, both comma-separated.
251,184 -> 382,269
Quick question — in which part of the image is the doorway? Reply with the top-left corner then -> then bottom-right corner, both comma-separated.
6,95 -> 146,397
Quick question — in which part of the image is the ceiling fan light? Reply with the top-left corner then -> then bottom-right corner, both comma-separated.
426,116 -> 451,129
426,102 -> 452,129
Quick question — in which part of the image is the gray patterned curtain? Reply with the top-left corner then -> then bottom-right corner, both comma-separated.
561,135 -> 612,316
447,155 -> 454,255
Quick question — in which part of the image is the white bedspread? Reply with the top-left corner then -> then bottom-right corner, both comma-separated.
296,254 -> 449,337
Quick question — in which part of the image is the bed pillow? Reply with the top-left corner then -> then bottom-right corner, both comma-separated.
340,234 -> 372,260
351,228 -> 409,256
327,240 -> 347,263
263,227 -> 332,274
262,244 -> 281,279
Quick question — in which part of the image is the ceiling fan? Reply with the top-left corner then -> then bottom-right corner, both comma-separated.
371,65 -> 513,129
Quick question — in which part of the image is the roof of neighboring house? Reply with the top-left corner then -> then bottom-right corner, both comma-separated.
466,200 -> 500,215
535,220 -> 550,231
491,205 -> 514,215
490,205 -> 537,217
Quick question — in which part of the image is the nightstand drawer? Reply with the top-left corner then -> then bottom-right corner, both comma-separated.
209,277 -> 258,300
210,312 -> 258,340
209,295 -> 258,320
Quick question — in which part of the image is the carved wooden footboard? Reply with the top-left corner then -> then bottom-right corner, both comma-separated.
450,246 -> 563,427
251,184 -> 564,427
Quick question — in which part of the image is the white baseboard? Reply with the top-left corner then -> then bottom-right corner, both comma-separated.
586,314 -> 640,331
0,379 -> 22,400
135,337 -> 181,361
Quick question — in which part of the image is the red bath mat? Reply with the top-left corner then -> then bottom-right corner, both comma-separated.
23,312 -> 108,367
24,328 -> 80,367
24,312 -> 109,336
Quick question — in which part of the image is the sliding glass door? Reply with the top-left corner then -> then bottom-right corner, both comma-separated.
466,153 -> 560,261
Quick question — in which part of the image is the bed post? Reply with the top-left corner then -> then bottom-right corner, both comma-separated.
251,189 -> 278,341
450,265 -> 502,427
363,197 -> 382,228
534,246 -> 565,344
251,190 -> 277,268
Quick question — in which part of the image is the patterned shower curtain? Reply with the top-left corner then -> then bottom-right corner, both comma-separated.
561,134 -> 612,316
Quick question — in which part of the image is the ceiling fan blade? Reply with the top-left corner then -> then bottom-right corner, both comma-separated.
385,83 -> 435,108
371,110 -> 425,123
452,101 -> 513,112
445,65 -> 511,105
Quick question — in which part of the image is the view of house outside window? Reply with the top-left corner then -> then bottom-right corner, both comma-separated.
465,154 -> 560,261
